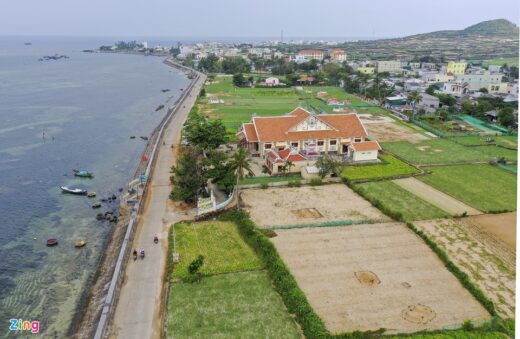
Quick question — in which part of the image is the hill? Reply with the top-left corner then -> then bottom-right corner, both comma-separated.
410,19 -> 519,39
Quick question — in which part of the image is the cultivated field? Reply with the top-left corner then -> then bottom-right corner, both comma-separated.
419,164 -> 517,212
173,221 -> 262,279
167,271 -> 300,338
271,223 -> 490,334
341,154 -> 420,181
415,218 -> 515,318
450,135 -> 518,149
393,177 -> 482,215
470,212 -> 516,249
382,139 -> 517,165
352,180 -> 450,221
241,184 -> 390,228
366,121 -> 429,142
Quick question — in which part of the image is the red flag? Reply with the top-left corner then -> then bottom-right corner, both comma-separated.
141,154 -> 148,162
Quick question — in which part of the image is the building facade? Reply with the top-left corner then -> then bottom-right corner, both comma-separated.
446,61 -> 467,75
376,60 -> 402,73
296,50 -> 324,61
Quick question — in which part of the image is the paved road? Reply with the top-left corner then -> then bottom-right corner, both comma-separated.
110,69 -> 206,339
393,177 -> 482,216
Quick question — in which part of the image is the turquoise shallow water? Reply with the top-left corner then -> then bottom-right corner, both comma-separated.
0,37 -> 189,337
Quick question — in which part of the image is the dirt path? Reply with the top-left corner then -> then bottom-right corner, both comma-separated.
393,177 -> 482,216
109,70 -> 205,339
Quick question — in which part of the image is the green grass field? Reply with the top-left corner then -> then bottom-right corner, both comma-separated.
482,57 -> 519,67
353,180 -> 450,221
419,164 -> 517,212
341,154 -> 420,180
239,175 -> 302,185
382,139 -> 517,165
173,221 -> 262,279
450,135 -> 518,149
167,271 -> 300,339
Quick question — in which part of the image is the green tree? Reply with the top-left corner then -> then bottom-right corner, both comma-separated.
229,148 -> 254,208
232,73 -> 247,87
498,107 -> 516,128
187,255 -> 205,283
315,156 -> 343,178
407,91 -> 423,115
184,111 -> 228,149
170,148 -> 205,203
426,84 -> 437,95
479,87 -> 489,93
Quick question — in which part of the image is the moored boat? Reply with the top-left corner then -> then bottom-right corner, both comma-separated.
87,192 -> 96,198
73,169 -> 94,178
60,186 -> 87,195
75,240 -> 86,248
46,238 -> 58,246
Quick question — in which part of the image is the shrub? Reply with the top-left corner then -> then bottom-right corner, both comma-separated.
260,183 -> 269,189
287,180 -> 301,188
260,229 -> 278,238
462,320 -> 475,331
310,178 -> 323,186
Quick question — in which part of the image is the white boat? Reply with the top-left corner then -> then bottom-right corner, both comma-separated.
60,186 -> 87,195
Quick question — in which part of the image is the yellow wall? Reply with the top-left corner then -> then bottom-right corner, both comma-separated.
447,62 -> 467,75
358,67 -> 375,74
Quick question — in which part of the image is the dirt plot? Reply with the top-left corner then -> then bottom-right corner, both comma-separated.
241,184 -> 389,228
415,218 -> 515,318
469,212 -> 516,249
271,223 -> 490,334
393,177 -> 482,216
365,122 -> 429,142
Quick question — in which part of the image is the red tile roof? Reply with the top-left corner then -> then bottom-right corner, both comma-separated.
349,141 -> 381,151
240,107 -> 368,143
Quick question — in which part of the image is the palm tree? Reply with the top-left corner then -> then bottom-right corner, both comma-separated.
229,148 -> 254,208
407,91 -> 423,119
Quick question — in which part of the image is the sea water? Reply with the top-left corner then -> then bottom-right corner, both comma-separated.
0,37 -> 189,337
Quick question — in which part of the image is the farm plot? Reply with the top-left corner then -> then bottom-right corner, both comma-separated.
352,180 -> 451,221
341,154 -> 420,181
240,184 -> 389,228
382,139 -> 517,165
167,271 -> 300,339
393,177 -> 482,215
271,223 -> 490,334
469,212 -> 516,249
418,164 -> 517,212
365,121 -> 429,142
415,218 -> 515,318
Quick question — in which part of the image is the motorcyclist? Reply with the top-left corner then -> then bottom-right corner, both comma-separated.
153,234 -> 159,243
133,249 -> 137,260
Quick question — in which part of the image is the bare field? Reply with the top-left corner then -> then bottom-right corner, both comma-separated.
365,122 -> 429,142
470,212 -> 516,249
271,223 -> 490,334
415,218 -> 515,318
241,184 -> 389,228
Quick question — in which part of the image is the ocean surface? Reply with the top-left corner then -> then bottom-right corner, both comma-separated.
0,37 -> 189,337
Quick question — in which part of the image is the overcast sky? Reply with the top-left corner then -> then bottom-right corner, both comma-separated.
2,0 -> 518,38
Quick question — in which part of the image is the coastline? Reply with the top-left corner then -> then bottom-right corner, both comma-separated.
71,57 -> 198,339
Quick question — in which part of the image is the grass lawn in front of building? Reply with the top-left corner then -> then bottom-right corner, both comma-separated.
341,154 -> 420,180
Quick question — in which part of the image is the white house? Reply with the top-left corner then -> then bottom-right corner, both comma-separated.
264,77 -> 280,87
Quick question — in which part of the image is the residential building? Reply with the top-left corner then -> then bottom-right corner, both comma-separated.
421,62 -> 437,70
236,107 -> 380,166
488,65 -> 502,73
330,49 -> 347,62
409,62 -> 421,69
487,82 -> 509,94
442,82 -> 469,96
417,93 -> 440,114
264,77 -> 280,87
296,49 -> 324,61
446,61 -> 467,75
357,66 -> 375,74
455,71 -> 503,91
376,60 -> 402,73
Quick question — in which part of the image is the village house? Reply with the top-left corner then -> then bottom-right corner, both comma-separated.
417,93 -> 440,114
264,77 -> 280,87
296,49 -> 324,61
446,61 -> 467,75
330,49 -> 347,62
376,60 -> 402,74
236,108 -> 381,174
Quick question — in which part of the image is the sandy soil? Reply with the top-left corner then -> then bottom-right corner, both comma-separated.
271,223 -> 490,334
358,114 -> 394,124
415,218 -> 515,318
241,184 -> 389,228
393,177 -> 482,215
470,212 -> 516,249
365,122 -> 429,142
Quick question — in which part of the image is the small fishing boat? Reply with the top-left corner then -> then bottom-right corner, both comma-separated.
87,192 -> 97,198
46,238 -> 58,246
60,186 -> 87,195
92,202 -> 101,209
73,169 -> 94,178
75,240 -> 86,248
130,136 -> 136,139
140,136 -> 149,141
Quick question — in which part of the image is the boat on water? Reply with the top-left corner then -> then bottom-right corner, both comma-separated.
46,239 -> 58,246
73,169 -> 94,178
60,186 -> 87,195
75,240 -> 86,248
87,192 -> 97,198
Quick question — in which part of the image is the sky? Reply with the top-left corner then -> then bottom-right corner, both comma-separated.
1,0 -> 518,39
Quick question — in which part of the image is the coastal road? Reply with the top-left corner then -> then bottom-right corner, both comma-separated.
110,68 -> 206,339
